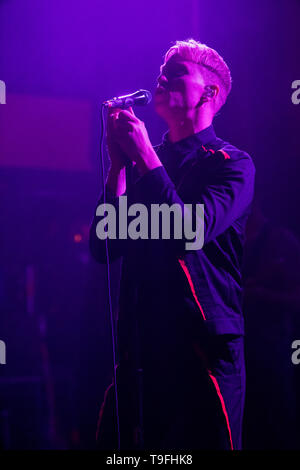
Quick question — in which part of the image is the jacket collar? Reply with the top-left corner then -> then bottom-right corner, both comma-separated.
161,124 -> 217,154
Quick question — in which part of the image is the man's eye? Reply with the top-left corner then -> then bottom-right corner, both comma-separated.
166,72 -> 180,80
170,70 -> 185,78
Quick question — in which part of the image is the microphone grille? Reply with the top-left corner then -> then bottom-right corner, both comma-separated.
137,89 -> 152,105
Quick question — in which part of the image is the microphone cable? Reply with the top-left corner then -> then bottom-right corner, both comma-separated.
99,103 -> 121,450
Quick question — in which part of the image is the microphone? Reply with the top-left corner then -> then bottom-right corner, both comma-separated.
103,89 -> 152,109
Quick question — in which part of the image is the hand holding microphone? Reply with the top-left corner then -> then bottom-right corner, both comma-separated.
106,106 -> 133,173
105,88 -> 161,188
105,89 -> 152,171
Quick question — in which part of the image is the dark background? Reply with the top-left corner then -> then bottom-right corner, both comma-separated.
0,0 -> 299,449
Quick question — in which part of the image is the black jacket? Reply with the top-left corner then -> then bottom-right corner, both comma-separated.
89,124 -> 256,362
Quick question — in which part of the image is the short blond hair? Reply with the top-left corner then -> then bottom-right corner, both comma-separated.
164,39 -> 232,112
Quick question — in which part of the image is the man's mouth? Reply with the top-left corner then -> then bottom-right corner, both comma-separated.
155,87 -> 168,95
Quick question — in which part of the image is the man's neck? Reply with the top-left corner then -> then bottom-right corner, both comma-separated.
168,114 -> 213,143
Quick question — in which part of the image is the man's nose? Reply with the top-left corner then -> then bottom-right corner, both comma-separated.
157,74 -> 168,88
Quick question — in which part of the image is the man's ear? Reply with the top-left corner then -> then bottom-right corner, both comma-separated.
204,85 -> 219,99
197,85 -> 219,107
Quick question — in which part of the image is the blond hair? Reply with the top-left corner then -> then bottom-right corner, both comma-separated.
164,39 -> 232,112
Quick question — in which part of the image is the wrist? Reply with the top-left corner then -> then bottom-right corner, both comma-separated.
109,163 -> 126,176
106,166 -> 126,197
136,149 -> 162,177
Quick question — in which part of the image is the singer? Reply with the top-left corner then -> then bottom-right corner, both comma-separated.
89,39 -> 255,450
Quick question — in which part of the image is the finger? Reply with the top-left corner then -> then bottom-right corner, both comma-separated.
128,106 -> 136,116
107,107 -> 122,123
117,109 -> 138,122
107,110 -> 121,129
108,106 -> 122,114
110,113 -> 120,123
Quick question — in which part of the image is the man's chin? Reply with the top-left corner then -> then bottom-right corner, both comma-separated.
154,102 -> 169,118
154,95 -> 169,108
155,101 -> 180,116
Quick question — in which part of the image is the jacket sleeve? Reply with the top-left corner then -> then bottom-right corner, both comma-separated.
89,188 -> 126,263
133,151 -> 256,253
